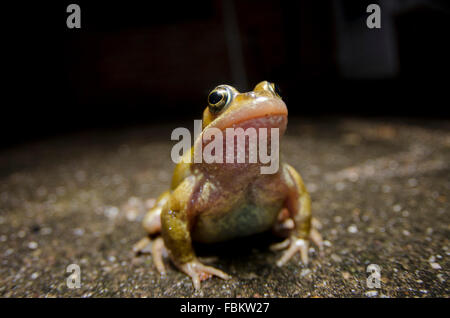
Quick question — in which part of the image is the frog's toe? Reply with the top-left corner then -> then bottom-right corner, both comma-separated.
179,260 -> 230,290
310,228 -> 323,252
133,236 -> 167,275
276,237 -> 309,267
151,237 -> 167,275
133,236 -> 152,254
269,238 -> 291,251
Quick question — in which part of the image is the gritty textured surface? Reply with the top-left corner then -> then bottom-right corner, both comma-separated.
0,118 -> 449,297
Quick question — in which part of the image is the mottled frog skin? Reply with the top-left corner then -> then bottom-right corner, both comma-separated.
133,81 -> 322,289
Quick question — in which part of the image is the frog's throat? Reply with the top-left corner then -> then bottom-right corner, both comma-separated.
192,114 -> 287,162
190,115 -> 286,183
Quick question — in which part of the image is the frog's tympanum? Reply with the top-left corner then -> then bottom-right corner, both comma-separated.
134,81 -> 322,289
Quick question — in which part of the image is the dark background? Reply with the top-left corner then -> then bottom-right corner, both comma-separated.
4,0 -> 450,148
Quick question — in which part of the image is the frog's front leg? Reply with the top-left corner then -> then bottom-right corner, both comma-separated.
161,177 -> 230,289
273,164 -> 323,266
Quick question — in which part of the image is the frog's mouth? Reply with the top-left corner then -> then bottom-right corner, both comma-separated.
207,97 -> 288,133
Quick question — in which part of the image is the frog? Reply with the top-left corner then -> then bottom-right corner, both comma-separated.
133,81 -> 322,289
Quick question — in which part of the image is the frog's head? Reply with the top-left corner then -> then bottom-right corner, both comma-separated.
193,81 -> 288,178
201,81 -> 287,133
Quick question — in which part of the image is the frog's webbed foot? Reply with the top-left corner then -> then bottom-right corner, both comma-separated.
133,236 -> 167,275
177,259 -> 231,290
270,226 -> 323,267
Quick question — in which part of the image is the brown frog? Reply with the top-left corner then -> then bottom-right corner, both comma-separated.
134,81 -> 322,289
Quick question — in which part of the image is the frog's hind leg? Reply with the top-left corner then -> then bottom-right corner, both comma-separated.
142,190 -> 170,235
133,236 -> 168,275
133,191 -> 171,274
309,218 -> 323,249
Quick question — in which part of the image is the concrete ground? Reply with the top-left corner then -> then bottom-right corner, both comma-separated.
0,117 -> 448,297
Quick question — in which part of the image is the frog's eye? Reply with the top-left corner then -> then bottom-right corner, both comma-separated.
269,82 -> 282,98
207,86 -> 232,114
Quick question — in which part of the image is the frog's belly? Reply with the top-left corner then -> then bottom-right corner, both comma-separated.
192,202 -> 282,243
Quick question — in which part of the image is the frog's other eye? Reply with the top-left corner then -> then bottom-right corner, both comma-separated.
207,87 -> 231,114
269,82 -> 282,98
